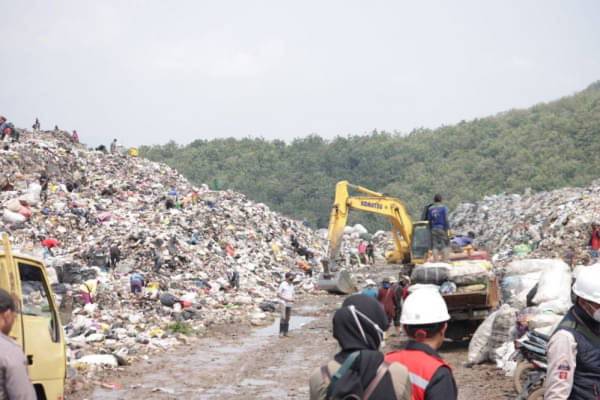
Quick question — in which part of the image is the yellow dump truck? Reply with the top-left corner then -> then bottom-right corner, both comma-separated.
0,233 -> 66,399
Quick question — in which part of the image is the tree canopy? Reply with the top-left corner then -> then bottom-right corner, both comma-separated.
141,81 -> 600,232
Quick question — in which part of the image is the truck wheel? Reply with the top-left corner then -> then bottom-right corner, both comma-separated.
514,360 -> 534,392
528,388 -> 544,400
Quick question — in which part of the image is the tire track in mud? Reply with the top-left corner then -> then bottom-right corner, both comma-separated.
72,286 -> 514,399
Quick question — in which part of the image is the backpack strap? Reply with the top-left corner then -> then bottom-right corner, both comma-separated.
326,351 -> 360,399
363,361 -> 390,400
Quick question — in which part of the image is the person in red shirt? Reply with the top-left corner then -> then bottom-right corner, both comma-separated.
385,289 -> 457,400
377,277 -> 397,338
41,238 -> 60,256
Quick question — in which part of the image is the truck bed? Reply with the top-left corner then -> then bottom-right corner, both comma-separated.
442,277 -> 500,320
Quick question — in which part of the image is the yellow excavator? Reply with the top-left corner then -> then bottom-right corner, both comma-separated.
318,181 -> 431,293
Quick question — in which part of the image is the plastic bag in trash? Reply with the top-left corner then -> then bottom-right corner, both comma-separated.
259,301 -> 277,312
160,293 -> 177,307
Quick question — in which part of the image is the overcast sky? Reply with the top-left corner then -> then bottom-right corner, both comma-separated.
1,1 -> 598,148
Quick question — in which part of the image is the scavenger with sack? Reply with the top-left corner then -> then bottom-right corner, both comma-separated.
309,294 -> 411,400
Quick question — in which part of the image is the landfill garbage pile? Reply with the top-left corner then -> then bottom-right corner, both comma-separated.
450,183 -> 600,264
0,129 -> 326,372
447,183 -> 600,383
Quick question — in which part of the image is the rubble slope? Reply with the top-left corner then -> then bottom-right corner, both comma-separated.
1,129 -> 322,367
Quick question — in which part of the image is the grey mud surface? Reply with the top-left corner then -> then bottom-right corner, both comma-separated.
68,268 -> 515,399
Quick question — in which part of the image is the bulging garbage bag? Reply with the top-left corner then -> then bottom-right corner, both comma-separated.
532,259 -> 571,305
468,311 -> 498,364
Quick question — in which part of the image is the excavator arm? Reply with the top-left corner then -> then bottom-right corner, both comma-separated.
325,181 -> 422,271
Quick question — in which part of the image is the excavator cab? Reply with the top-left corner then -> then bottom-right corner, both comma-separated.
410,222 -> 431,264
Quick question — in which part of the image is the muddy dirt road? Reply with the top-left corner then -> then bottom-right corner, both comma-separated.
69,289 -> 514,400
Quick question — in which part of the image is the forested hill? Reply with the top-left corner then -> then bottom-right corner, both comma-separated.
140,81 -> 600,231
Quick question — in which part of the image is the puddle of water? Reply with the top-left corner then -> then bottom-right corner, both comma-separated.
296,304 -> 319,313
253,316 -> 314,337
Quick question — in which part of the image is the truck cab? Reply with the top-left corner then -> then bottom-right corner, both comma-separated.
0,233 -> 66,399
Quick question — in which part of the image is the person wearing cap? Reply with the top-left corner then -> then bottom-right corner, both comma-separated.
309,294 -> 411,400
361,279 -> 378,299
385,288 -> 457,400
392,276 -> 411,338
0,288 -> 36,400
277,272 -> 295,337
545,265 -> 600,399
377,277 -> 398,339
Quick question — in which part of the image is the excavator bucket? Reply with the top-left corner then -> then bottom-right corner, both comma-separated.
317,260 -> 356,294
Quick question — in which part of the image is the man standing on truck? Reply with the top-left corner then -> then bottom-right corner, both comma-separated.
426,194 -> 450,262
545,265 -> 600,399
0,288 -> 36,400
385,289 -> 457,400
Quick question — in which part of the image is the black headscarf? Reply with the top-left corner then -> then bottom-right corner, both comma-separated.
330,294 -> 396,399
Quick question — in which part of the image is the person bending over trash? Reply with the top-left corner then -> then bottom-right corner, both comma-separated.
309,294 -> 411,400
130,273 -> 145,296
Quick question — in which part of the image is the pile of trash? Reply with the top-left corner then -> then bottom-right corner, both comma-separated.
451,183 -> 600,264
467,258 -> 580,376
0,129 -> 326,371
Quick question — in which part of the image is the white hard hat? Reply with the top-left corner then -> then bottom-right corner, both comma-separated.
401,288 -> 450,325
365,279 -> 376,287
573,265 -> 600,304
388,276 -> 397,284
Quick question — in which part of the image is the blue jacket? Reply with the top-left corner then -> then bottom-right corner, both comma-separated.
554,304 -> 600,399
360,288 -> 377,299
426,204 -> 449,230
452,236 -> 473,247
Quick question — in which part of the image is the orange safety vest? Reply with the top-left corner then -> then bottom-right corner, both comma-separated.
385,349 -> 452,400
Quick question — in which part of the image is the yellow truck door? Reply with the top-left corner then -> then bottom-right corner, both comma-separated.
17,259 -> 66,399
0,244 -> 24,346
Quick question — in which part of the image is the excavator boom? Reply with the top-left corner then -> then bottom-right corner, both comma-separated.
319,181 -> 430,294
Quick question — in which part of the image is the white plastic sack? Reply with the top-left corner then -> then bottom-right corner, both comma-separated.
527,312 -> 563,330
504,259 -> 563,277
5,198 -> 22,212
468,311 -> 498,364
537,298 -> 572,315
46,267 -> 58,285
422,262 -> 452,269
447,263 -> 489,286
18,183 -> 41,206
532,260 -> 571,305
75,354 -> 118,367
495,341 -> 517,377
2,209 -> 26,224
353,224 -> 368,235
489,304 -> 517,361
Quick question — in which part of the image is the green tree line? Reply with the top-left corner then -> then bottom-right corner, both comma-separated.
140,81 -> 600,232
